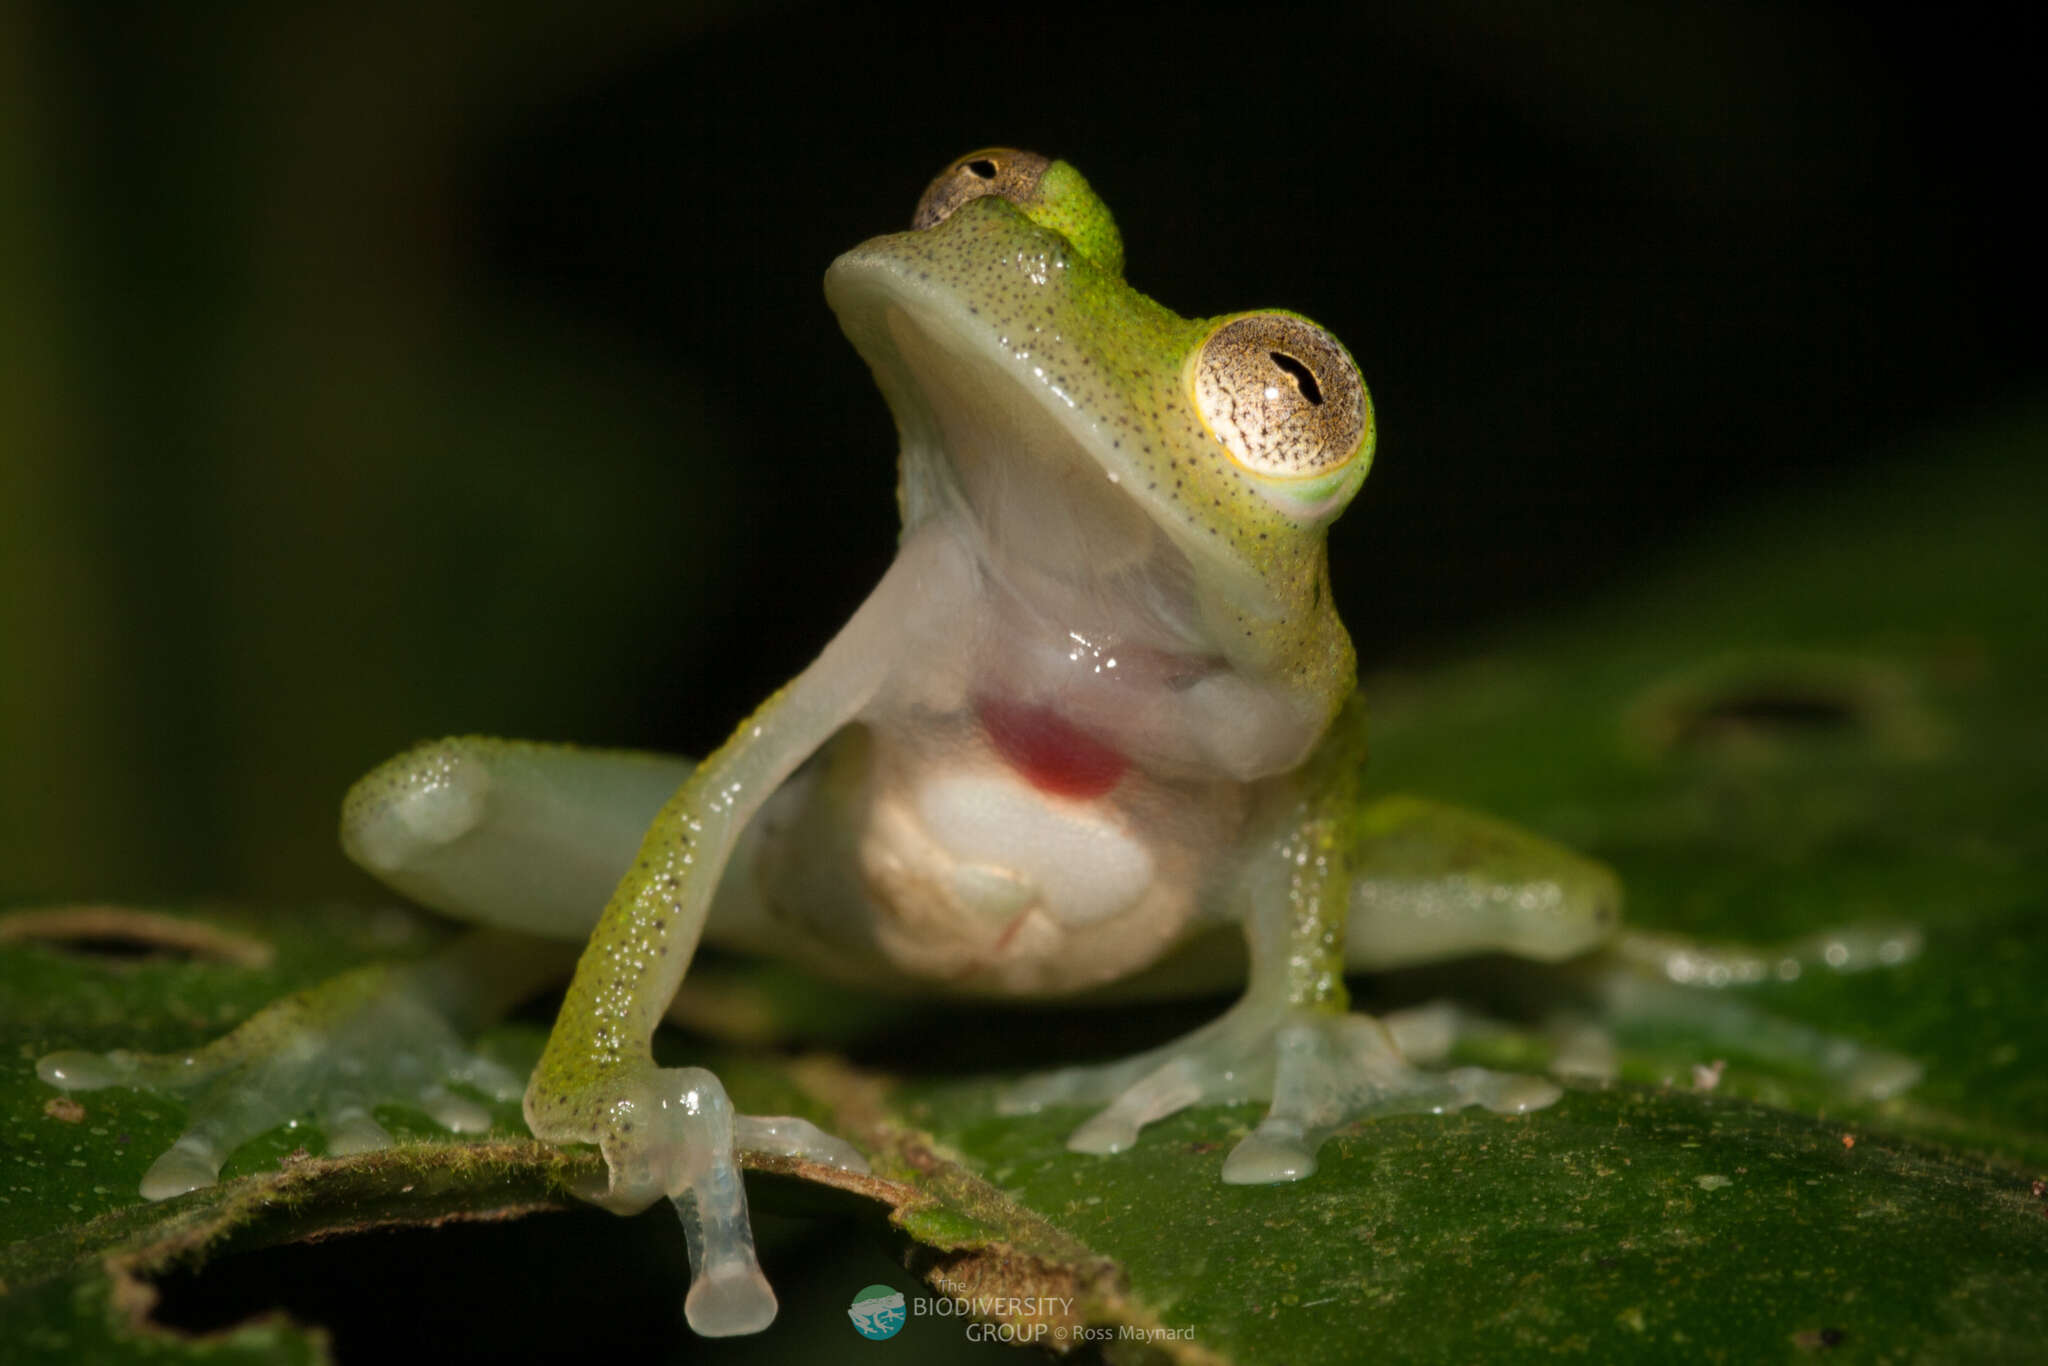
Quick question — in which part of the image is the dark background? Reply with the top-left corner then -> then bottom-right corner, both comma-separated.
2,1 -> 2034,903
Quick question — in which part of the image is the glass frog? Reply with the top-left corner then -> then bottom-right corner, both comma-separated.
38,149 -> 1920,1337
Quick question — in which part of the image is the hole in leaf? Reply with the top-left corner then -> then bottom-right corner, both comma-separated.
147,1208 -> 684,1359
0,906 -> 273,968
143,1206 -> 911,1362
1674,687 -> 1858,745
1628,653 -> 1944,763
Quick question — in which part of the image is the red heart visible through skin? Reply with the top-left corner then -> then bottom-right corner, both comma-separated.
974,694 -> 1129,800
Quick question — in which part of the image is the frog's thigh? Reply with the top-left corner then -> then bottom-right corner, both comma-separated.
1344,795 -> 1621,970
341,739 -> 694,938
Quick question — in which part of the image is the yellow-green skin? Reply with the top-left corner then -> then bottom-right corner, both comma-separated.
43,151 -> 1649,1341
525,155 -> 1378,1139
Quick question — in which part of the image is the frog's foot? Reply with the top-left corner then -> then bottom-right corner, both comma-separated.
1379,1000 -> 1622,1085
998,1001 -> 1560,1183
1591,967 -> 1923,1100
527,1066 -> 867,1337
38,963 -> 523,1201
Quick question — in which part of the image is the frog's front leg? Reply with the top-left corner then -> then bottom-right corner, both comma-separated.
519,526 -> 963,1336
1003,793 -> 1581,1184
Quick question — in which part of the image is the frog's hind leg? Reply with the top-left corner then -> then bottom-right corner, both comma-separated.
39,932 -> 560,1198
38,741 -> 693,1201
999,993 -> 1561,1184
1001,794 -> 1583,1182
1590,926 -> 1924,1099
341,738 -> 697,940
1374,928 -> 1925,1101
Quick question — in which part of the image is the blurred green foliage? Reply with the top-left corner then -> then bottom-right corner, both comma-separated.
1,2 -> 2029,911
5,412 -> 2045,1362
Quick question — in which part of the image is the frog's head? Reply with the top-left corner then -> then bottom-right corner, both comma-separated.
825,150 -> 1375,760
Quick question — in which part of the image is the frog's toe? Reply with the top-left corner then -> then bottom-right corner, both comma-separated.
450,1053 -> 527,1103
734,1116 -> 869,1173
134,1081 -> 299,1199
673,1139 -> 778,1336
1065,1056 -> 1214,1155
1545,1012 -> 1620,1083
565,1065 -> 780,1333
682,1257 -> 778,1338
416,1084 -> 493,1134
1222,1015 -> 1554,1184
997,1010 -> 1239,1117
998,1062 -> 1130,1117
1594,964 -> 1923,1101
1827,1044 -> 1923,1101
1014,1003 -> 1563,1179
40,963 -> 524,1202
40,1044 -> 234,1095
140,1136 -> 229,1201
318,1100 -> 396,1157
39,1049 -> 142,1092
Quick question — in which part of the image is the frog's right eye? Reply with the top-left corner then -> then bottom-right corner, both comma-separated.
1190,313 -> 1372,481
912,148 -> 1053,231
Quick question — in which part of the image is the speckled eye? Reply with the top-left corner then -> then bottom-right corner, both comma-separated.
912,148 -> 1053,230
1190,314 -> 1369,479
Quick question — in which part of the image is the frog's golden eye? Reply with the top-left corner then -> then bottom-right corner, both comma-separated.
912,148 -> 1052,230
1191,314 -> 1369,479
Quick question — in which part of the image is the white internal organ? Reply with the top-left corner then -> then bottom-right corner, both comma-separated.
859,763 -> 1201,995
918,772 -> 1153,927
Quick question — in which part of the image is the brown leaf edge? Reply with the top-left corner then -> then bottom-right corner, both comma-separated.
4,1055 -> 1224,1364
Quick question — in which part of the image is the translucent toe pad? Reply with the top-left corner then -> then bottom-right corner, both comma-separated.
735,1116 -> 870,1173
1004,1001 -> 1562,1185
37,963 -> 519,1201
1595,967 -> 1923,1101
39,1050 -> 146,1092
140,1136 -> 226,1201
584,1067 -> 782,1336
680,1252 -> 778,1338
322,1107 -> 395,1156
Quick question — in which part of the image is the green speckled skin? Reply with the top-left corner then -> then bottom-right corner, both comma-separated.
833,194 -> 1369,720
46,153 -> 1654,1340
525,157 -> 1376,1150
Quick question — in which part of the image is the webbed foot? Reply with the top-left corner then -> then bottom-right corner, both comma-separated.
39,962 -> 523,1200
998,1001 -> 1558,1183
529,1064 -> 867,1337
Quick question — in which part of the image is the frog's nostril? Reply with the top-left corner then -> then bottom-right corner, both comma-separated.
966,158 -> 998,180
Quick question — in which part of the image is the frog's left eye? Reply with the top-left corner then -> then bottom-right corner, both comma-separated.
1190,314 -> 1370,479
912,148 -> 1053,231
911,148 -> 1127,276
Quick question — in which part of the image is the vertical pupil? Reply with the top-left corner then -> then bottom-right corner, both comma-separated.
1268,351 -> 1323,405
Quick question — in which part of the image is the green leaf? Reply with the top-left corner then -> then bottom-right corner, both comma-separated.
5,409 -> 2045,1362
